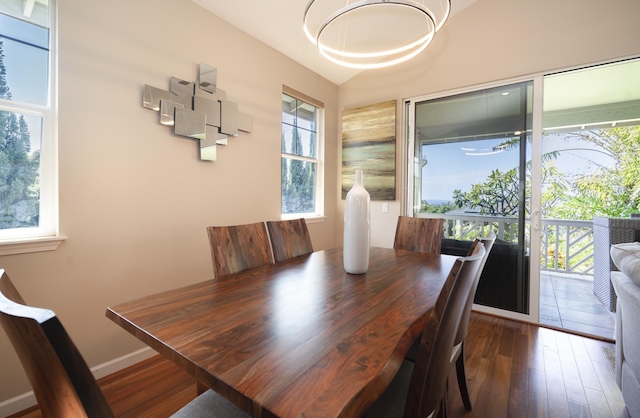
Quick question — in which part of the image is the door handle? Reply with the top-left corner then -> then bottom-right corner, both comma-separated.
532,210 -> 540,231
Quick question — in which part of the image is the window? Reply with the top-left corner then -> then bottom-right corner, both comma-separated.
0,1 -> 60,253
281,88 -> 324,218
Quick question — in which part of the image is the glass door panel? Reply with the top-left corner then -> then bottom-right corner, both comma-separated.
411,81 -> 533,314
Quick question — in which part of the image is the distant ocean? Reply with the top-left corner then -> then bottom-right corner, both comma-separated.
424,199 -> 453,205
423,200 -> 480,215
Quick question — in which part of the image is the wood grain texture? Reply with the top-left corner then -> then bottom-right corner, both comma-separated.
0,269 -> 114,418
206,222 -> 273,279
106,247 -> 457,418
453,231 -> 496,411
393,216 -> 444,254
404,244 -> 485,418
266,218 -> 313,263
8,355 -> 197,418
448,314 -> 632,418
12,314 -> 630,418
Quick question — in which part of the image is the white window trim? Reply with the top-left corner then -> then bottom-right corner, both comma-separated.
0,0 -> 62,254
281,86 -> 325,221
0,236 -> 66,255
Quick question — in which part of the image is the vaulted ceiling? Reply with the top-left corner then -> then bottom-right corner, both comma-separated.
190,0 -> 475,86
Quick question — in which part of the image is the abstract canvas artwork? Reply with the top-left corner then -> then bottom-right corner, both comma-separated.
342,100 -> 396,200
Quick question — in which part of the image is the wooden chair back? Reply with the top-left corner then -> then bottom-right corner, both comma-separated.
207,222 -> 273,278
0,269 -> 114,418
404,243 -> 485,418
456,230 -> 496,345
266,218 -> 313,263
446,231 -> 497,412
393,216 -> 444,254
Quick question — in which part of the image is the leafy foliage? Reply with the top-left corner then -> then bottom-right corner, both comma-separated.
546,128 -> 640,219
447,128 -> 640,221
453,168 -> 520,216
281,127 -> 315,214
0,41 -> 40,228
420,200 -> 457,214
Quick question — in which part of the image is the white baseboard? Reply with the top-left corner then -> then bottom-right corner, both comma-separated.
0,347 -> 154,417
91,347 -> 155,380
0,391 -> 35,418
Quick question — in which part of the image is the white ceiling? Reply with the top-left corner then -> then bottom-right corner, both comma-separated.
190,0 -> 475,86
188,0 -> 640,128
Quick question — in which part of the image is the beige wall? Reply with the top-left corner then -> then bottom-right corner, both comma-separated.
338,0 -> 640,248
0,0 -> 339,404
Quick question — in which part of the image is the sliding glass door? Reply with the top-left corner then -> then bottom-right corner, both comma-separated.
406,57 -> 640,333
407,81 -> 534,315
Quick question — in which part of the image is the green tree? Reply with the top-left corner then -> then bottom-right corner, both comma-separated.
420,200 -> 457,213
452,163 -> 567,218
547,127 -> 640,219
453,168 -> 520,216
0,40 -> 40,228
281,127 -> 315,213
451,127 -> 640,221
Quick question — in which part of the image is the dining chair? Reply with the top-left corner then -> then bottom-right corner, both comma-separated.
0,269 -> 250,418
207,222 -> 273,279
453,230 -> 496,411
404,231 -> 496,412
266,218 -> 313,263
393,216 -> 444,254
366,243 -> 486,418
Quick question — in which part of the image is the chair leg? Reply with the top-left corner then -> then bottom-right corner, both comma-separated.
455,343 -> 472,410
438,390 -> 448,418
433,378 -> 449,418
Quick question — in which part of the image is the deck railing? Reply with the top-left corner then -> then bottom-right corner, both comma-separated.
419,213 -> 594,276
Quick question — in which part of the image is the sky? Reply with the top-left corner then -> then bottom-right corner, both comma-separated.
421,137 -> 520,202
0,12 -> 49,151
420,134 -> 616,203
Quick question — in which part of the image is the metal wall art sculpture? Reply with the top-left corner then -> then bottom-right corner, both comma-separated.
142,63 -> 253,161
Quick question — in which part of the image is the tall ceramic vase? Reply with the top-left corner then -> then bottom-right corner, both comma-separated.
344,170 -> 371,274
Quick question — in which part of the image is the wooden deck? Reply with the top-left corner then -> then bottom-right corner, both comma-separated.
540,272 -> 615,340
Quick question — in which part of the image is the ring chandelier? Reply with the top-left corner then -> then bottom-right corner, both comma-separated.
303,0 -> 451,69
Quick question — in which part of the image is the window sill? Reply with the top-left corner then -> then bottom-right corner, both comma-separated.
0,236 -> 67,256
281,214 -> 327,224
304,216 -> 327,224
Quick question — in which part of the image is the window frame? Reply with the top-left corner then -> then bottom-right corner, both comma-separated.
280,86 -> 325,220
0,1 -> 64,255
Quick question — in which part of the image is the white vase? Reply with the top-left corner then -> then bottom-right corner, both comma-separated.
344,170 -> 371,274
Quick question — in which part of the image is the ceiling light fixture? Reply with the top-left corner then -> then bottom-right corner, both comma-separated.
303,0 -> 451,69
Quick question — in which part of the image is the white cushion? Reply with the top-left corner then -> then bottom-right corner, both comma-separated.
610,242 -> 640,286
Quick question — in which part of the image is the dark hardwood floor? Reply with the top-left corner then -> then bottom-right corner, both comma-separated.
7,356 -> 198,418
9,312 -> 630,418
450,313 -> 628,418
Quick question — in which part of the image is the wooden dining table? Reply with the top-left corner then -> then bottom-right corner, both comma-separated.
106,247 -> 457,418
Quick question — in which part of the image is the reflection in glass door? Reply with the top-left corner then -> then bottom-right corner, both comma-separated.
408,81 -> 533,314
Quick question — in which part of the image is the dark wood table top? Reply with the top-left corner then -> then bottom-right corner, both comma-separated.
106,247 -> 457,418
